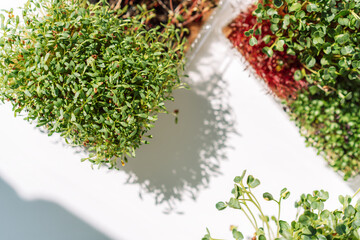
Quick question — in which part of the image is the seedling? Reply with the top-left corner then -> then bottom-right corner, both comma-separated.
203,170 -> 360,240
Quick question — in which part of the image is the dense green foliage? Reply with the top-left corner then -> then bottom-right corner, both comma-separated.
289,89 -> 360,178
246,0 -> 360,178
0,0 -> 185,167
252,0 -> 360,89
203,171 -> 360,240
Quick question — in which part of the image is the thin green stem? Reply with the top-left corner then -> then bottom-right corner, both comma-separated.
352,187 -> 360,199
270,38 -> 278,49
241,184 -> 273,239
301,63 -> 319,75
350,10 -> 360,20
301,0 -> 309,7
241,196 -> 259,230
248,190 -> 272,238
247,189 -> 259,205
249,191 -> 273,239
276,198 -> 282,238
240,207 -> 257,231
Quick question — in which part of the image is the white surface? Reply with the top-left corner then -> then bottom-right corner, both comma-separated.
0,0 -> 356,240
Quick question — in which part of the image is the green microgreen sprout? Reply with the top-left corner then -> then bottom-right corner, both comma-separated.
0,0 -> 186,168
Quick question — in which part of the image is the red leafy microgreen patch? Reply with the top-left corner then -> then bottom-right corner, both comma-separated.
225,5 -> 307,100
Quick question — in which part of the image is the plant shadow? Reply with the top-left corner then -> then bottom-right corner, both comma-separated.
120,57 -> 238,213
0,175 -> 111,240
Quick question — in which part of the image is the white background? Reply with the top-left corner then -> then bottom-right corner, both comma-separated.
0,0 -> 357,239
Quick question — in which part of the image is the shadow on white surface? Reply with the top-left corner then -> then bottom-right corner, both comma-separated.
0,176 -> 111,240
121,72 -> 238,213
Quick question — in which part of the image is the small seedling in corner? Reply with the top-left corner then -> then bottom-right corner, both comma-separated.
203,170 -> 360,240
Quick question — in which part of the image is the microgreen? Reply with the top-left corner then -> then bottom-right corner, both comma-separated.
226,6 -> 307,99
249,0 -> 360,178
0,0 -> 186,168
227,1 -> 360,178
203,171 -> 360,240
249,0 -> 360,89
288,85 -> 360,180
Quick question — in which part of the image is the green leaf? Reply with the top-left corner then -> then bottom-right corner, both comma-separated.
234,170 -> 247,183
295,10 -> 306,19
120,122 -> 128,127
323,43 -> 332,54
339,59 -> 349,68
348,72 -> 358,80
299,215 -> 311,226
234,185 -> 242,198
263,35 -> 271,44
247,175 -> 254,185
275,39 -> 285,51
0,14 -> 4,29
289,3 -> 302,12
317,235 -> 327,240
262,47 -> 273,57
279,220 -> 291,231
320,210 -> 330,219
202,228 -> 211,240
267,8 -> 278,16
25,90 -> 32,97
345,205 -> 355,217
232,229 -> 244,240
306,3 -> 318,12
313,37 -> 324,45
294,70 -> 303,81
282,15 -> 290,29
338,17 -> 349,26
341,46 -> 354,55
263,192 -> 274,201
280,188 -> 287,195
175,14 -> 184,22
320,57 -> 330,66
271,23 -> 279,32
305,56 -> 316,68
273,0 -> 283,8
228,198 -> 241,209
335,33 -> 350,45
244,31 -> 252,37
336,224 -> 346,235
44,52 -> 50,63
309,85 -> 319,95
215,202 -> 227,210
249,36 -> 258,46
249,178 -> 260,188
255,28 -> 262,36
233,177 -> 241,183
281,191 -> 290,199
286,48 -> 296,55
